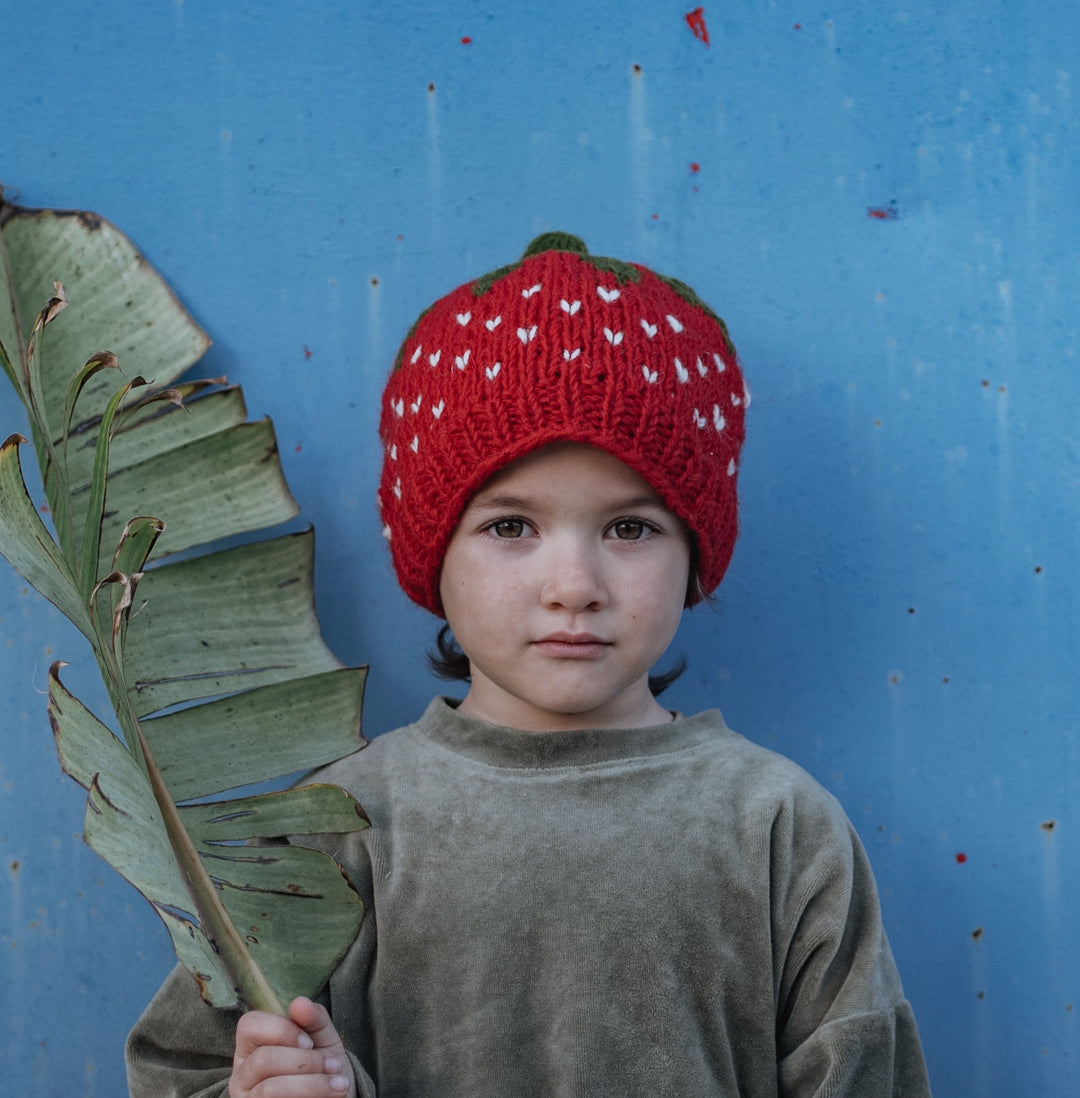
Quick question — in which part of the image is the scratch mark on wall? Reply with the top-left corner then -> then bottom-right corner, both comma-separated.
685,7 -> 710,46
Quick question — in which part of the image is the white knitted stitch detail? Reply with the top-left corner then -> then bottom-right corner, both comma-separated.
713,353 -> 726,373
666,314 -> 684,333
604,327 -> 623,345
517,325 -> 537,344
428,350 -> 441,367
486,316 -> 502,331
393,478 -> 402,499
486,362 -> 502,380
597,286 -> 620,303
642,365 -> 658,384
563,348 -> 581,361
456,311 -> 472,325
411,345 -> 422,364
727,458 -> 737,476
454,350 -> 471,370
410,395 -> 422,414
731,392 -> 742,406
410,435 -> 419,453
432,400 -> 445,419
696,357 -> 708,377
674,358 -> 689,383
560,299 -> 581,315
641,319 -> 658,338
693,408 -> 707,429
382,524 -> 392,541
522,283 -> 542,298
713,405 -> 726,432
390,443 -> 398,460
392,399 -> 405,417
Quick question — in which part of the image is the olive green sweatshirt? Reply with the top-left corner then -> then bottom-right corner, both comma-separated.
126,698 -> 931,1097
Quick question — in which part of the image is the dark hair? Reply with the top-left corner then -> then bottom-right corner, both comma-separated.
427,624 -> 687,697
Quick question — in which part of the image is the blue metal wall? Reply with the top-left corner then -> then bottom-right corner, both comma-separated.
2,2 -> 1077,1093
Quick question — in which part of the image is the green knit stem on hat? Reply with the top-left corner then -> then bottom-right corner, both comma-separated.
521,231 -> 589,258
472,233 -> 644,298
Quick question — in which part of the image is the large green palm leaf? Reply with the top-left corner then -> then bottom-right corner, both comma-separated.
0,196 -> 368,1013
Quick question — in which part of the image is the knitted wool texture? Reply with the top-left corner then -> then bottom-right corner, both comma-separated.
378,233 -> 748,617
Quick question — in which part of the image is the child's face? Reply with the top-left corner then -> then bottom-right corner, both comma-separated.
439,442 -> 691,731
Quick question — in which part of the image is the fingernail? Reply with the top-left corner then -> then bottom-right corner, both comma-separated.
330,1076 -> 349,1093
324,1056 -> 342,1074
297,1033 -> 314,1049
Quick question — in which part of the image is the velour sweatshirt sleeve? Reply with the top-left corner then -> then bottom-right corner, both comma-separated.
124,828 -> 380,1098
124,958 -> 379,1098
769,787 -> 932,1097
124,963 -> 236,1098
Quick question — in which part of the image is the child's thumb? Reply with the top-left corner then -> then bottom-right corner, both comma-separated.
288,996 -> 342,1050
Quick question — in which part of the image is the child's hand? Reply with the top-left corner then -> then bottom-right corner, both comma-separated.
228,996 -> 356,1097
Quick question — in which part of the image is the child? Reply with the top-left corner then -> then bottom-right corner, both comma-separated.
126,233 -> 932,1097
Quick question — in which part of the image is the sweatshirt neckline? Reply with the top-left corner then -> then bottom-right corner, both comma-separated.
417,696 -> 724,769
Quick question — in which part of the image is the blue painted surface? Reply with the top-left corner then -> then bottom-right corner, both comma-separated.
1,2 -> 1077,1093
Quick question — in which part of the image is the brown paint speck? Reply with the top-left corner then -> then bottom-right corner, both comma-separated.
972,926 -> 984,940
1041,819 -> 1056,832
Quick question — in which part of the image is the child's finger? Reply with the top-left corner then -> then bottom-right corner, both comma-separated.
288,996 -> 346,1052
234,1009 -> 315,1059
231,1044 -> 349,1095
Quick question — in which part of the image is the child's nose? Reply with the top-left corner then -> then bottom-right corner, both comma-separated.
540,541 -> 607,612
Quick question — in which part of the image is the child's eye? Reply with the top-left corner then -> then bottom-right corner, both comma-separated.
608,519 -> 654,541
489,518 -> 531,539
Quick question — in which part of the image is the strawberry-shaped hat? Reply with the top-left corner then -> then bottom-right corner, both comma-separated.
379,232 -> 748,616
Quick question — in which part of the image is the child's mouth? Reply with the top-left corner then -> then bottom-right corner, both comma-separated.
532,633 -> 611,657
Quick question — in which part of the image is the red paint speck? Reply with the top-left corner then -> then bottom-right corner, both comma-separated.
303,345 -> 313,359
794,23 -> 802,30
956,852 -> 967,864
685,7 -> 709,46
690,162 -> 701,173
39,504 -> 49,514
651,213 -> 659,220
295,443 -> 302,453
868,205 -> 899,220
460,36 -> 472,45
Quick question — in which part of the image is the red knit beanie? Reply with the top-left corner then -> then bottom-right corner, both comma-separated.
378,232 -> 748,617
